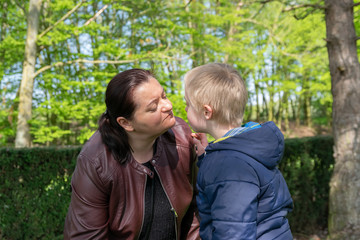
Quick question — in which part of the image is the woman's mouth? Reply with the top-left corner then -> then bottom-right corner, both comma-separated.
164,111 -> 174,121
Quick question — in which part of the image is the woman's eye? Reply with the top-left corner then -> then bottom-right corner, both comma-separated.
149,104 -> 158,112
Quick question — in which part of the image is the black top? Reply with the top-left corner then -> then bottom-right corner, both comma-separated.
139,161 -> 176,240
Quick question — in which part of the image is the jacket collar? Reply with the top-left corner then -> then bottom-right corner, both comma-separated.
129,138 -> 164,177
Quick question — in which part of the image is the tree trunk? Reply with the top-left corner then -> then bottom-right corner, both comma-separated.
261,86 -> 268,119
255,80 -> 260,122
326,0 -> 360,239
268,81 -> 274,121
15,0 -> 42,148
303,77 -> 312,127
277,92 -> 282,130
296,95 -> 301,127
224,1 -> 243,63
0,1 -> 7,76
284,97 -> 289,132
185,0 -> 205,67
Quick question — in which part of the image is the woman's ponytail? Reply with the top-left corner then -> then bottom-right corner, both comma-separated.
98,112 -> 132,164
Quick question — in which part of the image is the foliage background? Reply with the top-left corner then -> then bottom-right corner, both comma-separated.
2,0 -> 357,146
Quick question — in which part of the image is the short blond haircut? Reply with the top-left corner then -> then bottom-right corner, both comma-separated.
184,63 -> 248,126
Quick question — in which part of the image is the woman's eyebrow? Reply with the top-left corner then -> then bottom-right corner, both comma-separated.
146,89 -> 164,108
146,98 -> 159,108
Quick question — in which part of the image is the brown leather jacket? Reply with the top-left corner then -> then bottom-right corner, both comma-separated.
64,117 -> 200,240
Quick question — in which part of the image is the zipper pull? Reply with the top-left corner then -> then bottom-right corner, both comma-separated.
171,208 -> 178,218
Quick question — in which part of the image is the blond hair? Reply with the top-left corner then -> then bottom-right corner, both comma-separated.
184,63 -> 248,126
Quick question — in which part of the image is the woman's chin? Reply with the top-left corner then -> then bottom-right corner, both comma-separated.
167,115 -> 176,128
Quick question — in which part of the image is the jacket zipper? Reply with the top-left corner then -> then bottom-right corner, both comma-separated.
137,176 -> 147,240
154,167 -> 178,240
171,207 -> 178,239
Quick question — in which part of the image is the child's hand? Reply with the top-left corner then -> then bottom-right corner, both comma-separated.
191,133 -> 208,156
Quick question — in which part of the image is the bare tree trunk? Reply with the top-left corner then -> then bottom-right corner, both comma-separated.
261,87 -> 268,119
185,0 -> 205,67
290,97 -> 296,122
0,1 -> 7,72
277,92 -> 282,130
283,93 -> 289,132
296,95 -> 301,127
15,0 -> 42,148
303,77 -> 312,127
255,80 -> 260,122
224,1 -> 243,63
268,81 -> 274,122
326,0 -> 360,239
248,98 -> 253,121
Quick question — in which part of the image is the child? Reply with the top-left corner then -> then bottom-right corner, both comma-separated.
184,63 -> 293,240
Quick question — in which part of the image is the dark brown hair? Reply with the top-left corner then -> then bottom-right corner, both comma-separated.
98,69 -> 155,164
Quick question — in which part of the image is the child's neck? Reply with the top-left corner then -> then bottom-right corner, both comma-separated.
206,121 -> 240,140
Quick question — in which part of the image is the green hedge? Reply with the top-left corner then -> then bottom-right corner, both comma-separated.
280,135 -> 334,234
0,136 -> 333,239
0,147 -> 81,240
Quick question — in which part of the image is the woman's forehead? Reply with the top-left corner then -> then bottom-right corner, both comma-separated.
133,78 -> 163,104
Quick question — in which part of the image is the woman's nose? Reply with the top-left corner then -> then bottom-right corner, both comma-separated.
161,98 -> 172,111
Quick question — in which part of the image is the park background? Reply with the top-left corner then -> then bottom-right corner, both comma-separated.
0,0 -> 359,239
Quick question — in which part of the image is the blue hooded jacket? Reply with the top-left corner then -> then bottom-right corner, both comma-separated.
196,121 -> 293,240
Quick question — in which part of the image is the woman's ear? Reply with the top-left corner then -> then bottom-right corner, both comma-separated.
116,117 -> 134,132
203,105 -> 213,120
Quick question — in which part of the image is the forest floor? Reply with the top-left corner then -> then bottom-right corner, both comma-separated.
282,122 -> 331,139
293,229 -> 328,240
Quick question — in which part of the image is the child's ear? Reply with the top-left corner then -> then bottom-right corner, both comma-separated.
203,105 -> 213,120
116,117 -> 134,132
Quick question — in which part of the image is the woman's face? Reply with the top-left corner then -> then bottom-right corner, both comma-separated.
129,77 -> 175,137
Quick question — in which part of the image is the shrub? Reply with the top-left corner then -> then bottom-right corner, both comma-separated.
0,147 -> 80,240
280,136 -> 334,234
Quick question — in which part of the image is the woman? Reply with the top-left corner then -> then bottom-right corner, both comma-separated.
64,69 -> 200,240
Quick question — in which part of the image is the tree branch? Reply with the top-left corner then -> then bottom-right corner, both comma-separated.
354,2 -> 360,7
184,0 -> 193,8
38,0 -> 85,39
257,0 -> 275,3
293,8 -> 319,20
33,52 -> 192,78
357,36 -> 360,41
283,3 -> 326,12
13,0 -> 27,16
84,4 -> 108,26
33,59 -> 138,78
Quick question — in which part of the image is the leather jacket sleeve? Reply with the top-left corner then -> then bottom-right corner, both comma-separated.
182,145 -> 201,240
64,153 -> 110,239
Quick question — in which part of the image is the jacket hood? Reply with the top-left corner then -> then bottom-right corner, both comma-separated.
205,121 -> 284,169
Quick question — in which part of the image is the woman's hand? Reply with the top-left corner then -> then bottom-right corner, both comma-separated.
191,133 -> 208,156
